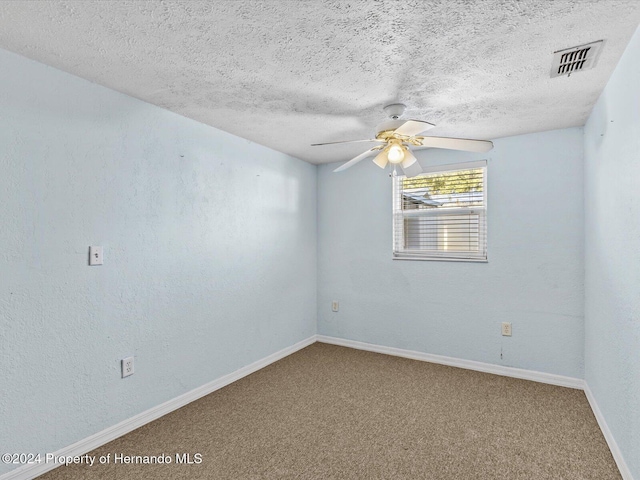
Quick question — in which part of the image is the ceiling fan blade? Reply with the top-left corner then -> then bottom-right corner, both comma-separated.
311,139 -> 384,146
333,148 -> 379,173
401,161 -> 423,178
393,120 -> 435,137
401,149 -> 423,177
416,136 -> 493,152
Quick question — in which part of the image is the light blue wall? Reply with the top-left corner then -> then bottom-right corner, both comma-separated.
0,48 -> 316,474
317,128 -> 584,378
584,26 -> 640,478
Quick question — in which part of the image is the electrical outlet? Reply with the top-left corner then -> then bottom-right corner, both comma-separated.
501,322 -> 512,336
331,301 -> 339,312
122,356 -> 134,378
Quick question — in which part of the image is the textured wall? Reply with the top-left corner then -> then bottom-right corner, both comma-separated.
0,48 -> 316,474
317,128 -> 584,378
584,26 -> 640,478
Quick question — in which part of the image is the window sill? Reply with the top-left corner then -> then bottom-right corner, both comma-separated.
392,256 -> 488,263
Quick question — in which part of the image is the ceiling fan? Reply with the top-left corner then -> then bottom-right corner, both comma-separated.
311,104 -> 493,177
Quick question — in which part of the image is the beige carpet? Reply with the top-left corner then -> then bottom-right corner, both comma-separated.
38,343 -> 620,479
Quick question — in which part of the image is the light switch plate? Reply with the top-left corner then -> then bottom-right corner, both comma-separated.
89,246 -> 103,266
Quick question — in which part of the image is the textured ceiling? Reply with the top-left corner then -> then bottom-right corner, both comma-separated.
0,1 -> 639,164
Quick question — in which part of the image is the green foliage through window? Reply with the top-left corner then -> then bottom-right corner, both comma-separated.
402,168 -> 484,194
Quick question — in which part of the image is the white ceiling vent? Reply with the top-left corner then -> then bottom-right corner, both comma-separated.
550,40 -> 604,78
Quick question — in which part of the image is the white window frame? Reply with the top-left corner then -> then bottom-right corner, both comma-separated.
392,160 -> 488,262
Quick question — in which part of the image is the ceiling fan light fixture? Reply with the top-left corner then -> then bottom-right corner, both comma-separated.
400,148 -> 423,177
372,149 -> 389,169
401,147 -> 417,168
387,143 -> 405,164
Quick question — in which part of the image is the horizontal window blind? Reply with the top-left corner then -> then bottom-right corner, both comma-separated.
392,161 -> 487,261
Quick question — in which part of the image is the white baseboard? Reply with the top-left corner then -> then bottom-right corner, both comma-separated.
316,335 -> 585,389
3,334 -> 634,480
584,384 -> 635,480
0,335 -> 316,480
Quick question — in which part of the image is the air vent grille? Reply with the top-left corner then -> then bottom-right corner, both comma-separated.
550,40 -> 603,78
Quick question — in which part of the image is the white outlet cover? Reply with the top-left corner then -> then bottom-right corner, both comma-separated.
331,301 -> 339,312
501,322 -> 512,336
122,356 -> 134,378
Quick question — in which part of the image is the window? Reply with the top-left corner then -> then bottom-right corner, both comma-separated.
392,160 -> 487,261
